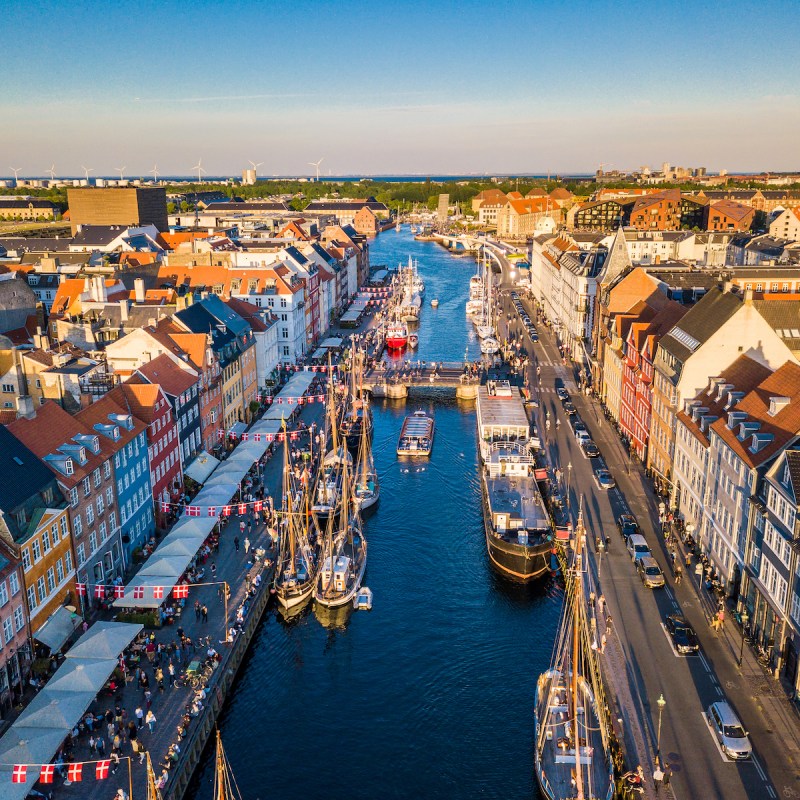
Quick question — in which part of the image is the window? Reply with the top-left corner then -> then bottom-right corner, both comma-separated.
52,522 -> 60,544
3,617 -> 12,645
73,513 -> 83,537
99,521 -> 107,541
14,605 -> 24,632
83,477 -> 91,497
106,487 -> 113,506
46,568 -> 55,594
41,530 -> 51,554
27,586 -> 37,612
70,487 -> 79,507
103,461 -> 111,479
1,384 -> 14,393
114,452 -> 120,468
22,549 -> 31,572
0,581 -> 7,607
32,540 -> 41,563
9,572 -> 19,596
96,495 -> 104,516
93,468 -> 101,488
64,549 -> 72,573
109,511 -> 117,533
36,576 -> 46,603
86,505 -> 95,526
56,559 -> 64,583
76,543 -> 86,567
89,531 -> 98,554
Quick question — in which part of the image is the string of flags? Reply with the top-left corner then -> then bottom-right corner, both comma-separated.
10,757 -> 120,784
76,582 -> 189,599
216,429 -> 306,442
282,364 -> 340,372
161,498 -> 269,517
253,393 -> 327,405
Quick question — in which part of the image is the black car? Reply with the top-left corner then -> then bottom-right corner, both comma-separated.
563,401 -> 576,415
616,514 -> 638,542
581,439 -> 600,458
665,615 -> 700,654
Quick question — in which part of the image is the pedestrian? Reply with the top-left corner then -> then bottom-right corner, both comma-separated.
675,565 -> 683,585
146,710 -> 156,732
194,600 -> 201,620
717,609 -> 725,630
600,633 -> 607,653
234,536 -> 240,552
598,594 -> 606,615
662,764 -> 672,788
210,563 -> 217,579
168,661 -> 176,687
685,551 -> 692,568
653,763 -> 664,795
110,752 -> 120,775
96,736 -> 105,756
144,688 -> 152,709
244,537 -> 251,554
89,735 -> 96,754
589,591 -> 596,608
202,604 -> 208,623
605,615 -> 613,637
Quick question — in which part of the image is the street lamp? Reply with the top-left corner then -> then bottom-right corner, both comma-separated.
566,462 -> 573,515
656,693 -> 666,761
738,610 -> 750,667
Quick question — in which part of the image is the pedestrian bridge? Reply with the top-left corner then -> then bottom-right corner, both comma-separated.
363,360 -> 480,399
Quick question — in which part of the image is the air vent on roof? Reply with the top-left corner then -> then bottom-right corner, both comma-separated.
769,396 -> 791,417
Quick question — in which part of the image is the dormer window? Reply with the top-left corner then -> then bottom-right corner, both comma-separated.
65,458 -> 74,475
783,461 -> 792,488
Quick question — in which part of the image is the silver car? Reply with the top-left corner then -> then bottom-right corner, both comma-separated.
708,701 -> 752,760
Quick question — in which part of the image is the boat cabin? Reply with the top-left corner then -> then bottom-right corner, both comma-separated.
477,385 -> 531,457
320,555 -> 351,593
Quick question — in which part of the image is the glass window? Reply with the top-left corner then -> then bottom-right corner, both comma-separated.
70,487 -> 79,507
3,617 -> 12,645
56,559 -> 64,583
14,605 -> 24,632
27,586 -> 37,611
22,549 -> 31,572
93,469 -> 101,488
64,549 -> 72,573
0,581 -> 7,607
42,530 -> 51,554
96,495 -> 104,516
106,487 -> 113,506
77,543 -> 85,567
9,572 -> 19,596
104,461 -> 111,479
46,568 -> 55,594
86,505 -> 94,526
73,513 -> 83,537
83,477 -> 91,497
36,576 -> 46,603
32,540 -> 41,563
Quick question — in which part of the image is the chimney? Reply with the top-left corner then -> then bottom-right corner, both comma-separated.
83,276 -> 91,293
119,299 -> 129,322
16,395 -> 35,420
134,278 -> 146,303
33,325 -> 49,350
99,277 -> 108,303
744,288 -> 754,305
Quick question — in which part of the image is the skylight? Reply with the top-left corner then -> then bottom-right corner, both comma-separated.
670,327 -> 700,352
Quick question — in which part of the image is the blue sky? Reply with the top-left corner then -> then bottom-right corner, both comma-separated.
2,0 -> 799,176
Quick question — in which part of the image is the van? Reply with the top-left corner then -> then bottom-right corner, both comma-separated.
626,534 -> 651,562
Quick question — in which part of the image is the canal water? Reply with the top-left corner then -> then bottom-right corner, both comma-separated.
193,230 -> 562,799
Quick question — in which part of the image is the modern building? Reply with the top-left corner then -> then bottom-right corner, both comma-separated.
66,187 -> 168,233
708,200 -> 755,232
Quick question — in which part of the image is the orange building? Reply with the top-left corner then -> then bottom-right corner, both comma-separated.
707,199 -> 755,232
628,189 -> 682,230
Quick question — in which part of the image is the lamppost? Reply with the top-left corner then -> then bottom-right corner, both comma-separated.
656,693 -> 666,762
738,610 -> 750,667
567,462 -> 573,515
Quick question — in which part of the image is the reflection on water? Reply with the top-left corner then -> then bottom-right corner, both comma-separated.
191,231 -> 560,800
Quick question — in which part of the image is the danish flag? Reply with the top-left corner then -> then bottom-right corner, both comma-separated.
253,500 -> 263,512
95,760 -> 110,780
133,586 -> 144,600
11,765 -> 26,783
207,506 -> 216,517
67,763 -> 82,782
221,506 -> 232,516
94,585 -> 106,598
39,765 -> 54,784
161,501 -> 170,513
152,586 -> 164,600
238,503 -> 247,515
114,585 -> 126,599
75,582 -> 86,597
173,584 -> 189,599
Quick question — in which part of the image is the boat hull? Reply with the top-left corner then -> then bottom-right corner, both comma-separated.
314,544 -> 368,608
386,336 -> 408,350
355,489 -> 379,516
275,579 -> 314,609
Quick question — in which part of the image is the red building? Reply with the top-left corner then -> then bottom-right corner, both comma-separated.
619,302 -> 687,461
119,382 -> 183,527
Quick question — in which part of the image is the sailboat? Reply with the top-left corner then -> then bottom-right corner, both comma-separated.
212,729 -> 244,800
534,509 -> 615,800
312,377 -> 351,523
314,453 -> 367,608
476,251 -> 495,340
274,422 -> 318,609
341,349 -> 373,452
354,400 -> 380,516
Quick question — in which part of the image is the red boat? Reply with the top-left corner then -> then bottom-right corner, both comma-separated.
385,320 -> 408,350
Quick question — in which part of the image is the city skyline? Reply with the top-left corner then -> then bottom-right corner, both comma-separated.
2,0 -> 799,175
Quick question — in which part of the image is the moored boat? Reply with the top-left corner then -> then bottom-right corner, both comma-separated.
431,298 -> 439,308
397,410 -> 435,456
408,333 -> 419,349
385,317 -> 408,350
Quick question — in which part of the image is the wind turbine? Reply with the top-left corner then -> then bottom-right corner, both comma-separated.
149,164 -> 160,183
81,165 -> 94,181
9,167 -> 22,185
115,166 -> 126,181
308,158 -> 323,182
248,160 -> 263,172
45,164 -> 56,181
192,159 -> 207,183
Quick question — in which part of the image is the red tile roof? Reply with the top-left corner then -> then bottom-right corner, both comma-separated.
132,354 -> 198,398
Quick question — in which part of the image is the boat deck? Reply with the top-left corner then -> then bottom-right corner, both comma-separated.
484,474 -> 550,539
397,413 -> 434,456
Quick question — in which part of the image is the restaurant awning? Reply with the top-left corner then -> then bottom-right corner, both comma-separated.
228,421 -> 247,437
320,336 -> 343,349
0,621 -> 141,797
33,605 -> 83,653
184,451 -> 221,484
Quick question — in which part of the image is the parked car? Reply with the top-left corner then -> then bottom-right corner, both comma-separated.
594,468 -> 616,490
626,533 -> 651,562
636,557 -> 665,588
665,614 -> 699,653
563,401 -> 576,415
581,439 -> 600,458
572,419 -> 588,435
707,702 -> 752,760
617,514 -> 639,542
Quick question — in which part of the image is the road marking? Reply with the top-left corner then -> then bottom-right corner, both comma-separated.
699,652 -> 712,672
659,622 -> 699,658
665,587 -> 674,601
752,755 -> 767,781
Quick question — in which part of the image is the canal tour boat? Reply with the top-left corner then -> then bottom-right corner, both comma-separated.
274,424 -> 319,609
314,456 -> 367,609
397,410 -> 435,456
534,509 -> 615,800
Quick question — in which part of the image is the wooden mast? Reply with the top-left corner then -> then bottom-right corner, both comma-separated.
145,751 -> 162,800
572,508 -> 585,800
283,418 -> 295,576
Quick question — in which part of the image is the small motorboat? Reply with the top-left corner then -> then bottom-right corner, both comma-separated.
431,298 -> 439,308
408,333 -> 419,349
354,586 -> 373,610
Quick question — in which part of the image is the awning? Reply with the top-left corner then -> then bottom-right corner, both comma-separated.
184,451 -> 221,484
311,348 -> 327,360
228,421 -> 247,437
320,336 -> 343,349
0,621 -> 141,797
340,309 -> 361,323
33,605 -> 82,653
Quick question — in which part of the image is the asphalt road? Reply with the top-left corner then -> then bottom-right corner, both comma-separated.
490,257 -> 780,800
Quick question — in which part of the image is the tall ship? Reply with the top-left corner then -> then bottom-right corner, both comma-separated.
534,510 -> 615,800
398,256 -> 423,325
274,423 -> 319,609
341,349 -> 373,452
314,453 -> 368,608
477,381 -> 552,581
354,397 -> 380,515
312,375 -> 351,522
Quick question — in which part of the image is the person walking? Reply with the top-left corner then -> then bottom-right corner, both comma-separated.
653,763 -> 664,795
145,710 -> 156,733
244,537 -> 251,554
96,736 -> 105,756
135,706 -> 144,729
675,565 -> 683,585
201,604 -> 208,623
168,661 -> 176,687
598,594 -> 606,615
662,764 -> 672,788
194,600 -> 201,620
605,614 -> 613,637
685,551 -> 692,569
234,536 -> 240,552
